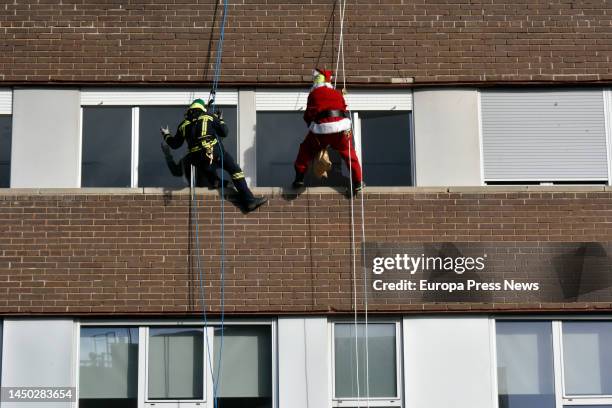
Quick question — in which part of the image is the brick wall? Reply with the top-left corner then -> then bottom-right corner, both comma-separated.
1,0 -> 611,85
1,188 -> 612,316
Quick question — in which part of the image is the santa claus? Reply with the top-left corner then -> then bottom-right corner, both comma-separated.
292,68 -> 364,195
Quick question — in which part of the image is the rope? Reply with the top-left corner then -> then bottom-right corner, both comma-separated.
336,0 -> 371,406
209,2 -> 228,407
191,1 -> 229,407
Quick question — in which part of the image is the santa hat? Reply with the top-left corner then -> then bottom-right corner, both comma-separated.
314,68 -> 333,83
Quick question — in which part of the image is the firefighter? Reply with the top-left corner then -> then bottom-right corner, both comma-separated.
161,98 -> 267,212
292,68 -> 364,195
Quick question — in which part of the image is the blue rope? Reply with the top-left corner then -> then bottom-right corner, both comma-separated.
203,1 -> 229,408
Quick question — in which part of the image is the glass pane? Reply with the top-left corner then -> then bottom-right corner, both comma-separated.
360,111 -> 412,186
139,105 -> 237,187
82,107 -> 132,187
148,327 -> 203,400
565,406 -> 612,408
0,115 -> 11,187
79,327 -> 138,408
256,111 -> 348,187
496,321 -> 555,408
563,321 -> 612,396
214,326 -> 272,408
334,323 -> 397,399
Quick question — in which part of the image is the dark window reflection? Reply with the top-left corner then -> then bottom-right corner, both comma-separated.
256,111 -> 348,187
139,105 -> 237,187
82,107 -> 132,187
79,327 -> 138,408
148,327 -> 203,400
360,111 -> 412,186
0,115 -> 12,187
214,326 -> 272,408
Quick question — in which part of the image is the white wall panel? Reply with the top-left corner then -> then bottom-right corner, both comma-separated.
278,317 -> 328,408
414,89 -> 481,186
1,319 -> 76,408
403,317 -> 495,408
11,89 -> 81,187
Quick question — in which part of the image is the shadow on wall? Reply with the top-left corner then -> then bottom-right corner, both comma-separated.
554,242 -> 612,302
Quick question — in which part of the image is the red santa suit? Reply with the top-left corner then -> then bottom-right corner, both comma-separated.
293,70 -> 363,184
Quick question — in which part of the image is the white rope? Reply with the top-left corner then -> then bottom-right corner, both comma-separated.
336,0 -> 370,405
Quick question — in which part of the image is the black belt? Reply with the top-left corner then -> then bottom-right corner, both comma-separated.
316,110 -> 347,121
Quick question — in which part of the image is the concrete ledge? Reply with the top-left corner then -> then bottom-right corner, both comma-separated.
0,185 -> 609,196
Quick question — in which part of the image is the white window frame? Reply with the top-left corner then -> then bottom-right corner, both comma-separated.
143,325 -> 209,407
76,319 -> 277,408
494,316 -> 612,408
254,89 -> 414,187
329,320 -> 403,408
79,89 -> 238,188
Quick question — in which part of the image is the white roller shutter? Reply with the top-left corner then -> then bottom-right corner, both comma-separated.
481,89 -> 608,181
80,88 -> 238,105
255,89 -> 412,111
0,89 -> 12,114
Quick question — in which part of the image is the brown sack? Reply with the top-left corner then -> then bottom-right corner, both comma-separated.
313,148 -> 332,179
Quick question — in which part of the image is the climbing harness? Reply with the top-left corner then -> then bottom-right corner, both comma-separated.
335,0 -> 371,405
191,1 -> 229,407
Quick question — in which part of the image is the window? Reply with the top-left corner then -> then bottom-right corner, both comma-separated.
214,325 -> 273,408
496,320 -> 612,407
79,327 -> 138,408
496,321 -> 555,408
80,90 -> 239,188
481,89 -> 608,184
78,321 -> 274,407
139,106 -> 238,187
0,115 -> 11,187
81,107 -> 132,187
359,111 -> 412,186
256,111 -> 349,187
562,321 -> 612,397
147,327 -> 204,400
332,322 -> 401,407
255,90 -> 413,188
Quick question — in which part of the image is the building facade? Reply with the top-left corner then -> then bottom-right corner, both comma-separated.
1,1 -> 612,408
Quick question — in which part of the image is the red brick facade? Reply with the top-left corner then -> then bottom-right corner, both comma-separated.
1,1 -> 611,85
1,188 -> 612,316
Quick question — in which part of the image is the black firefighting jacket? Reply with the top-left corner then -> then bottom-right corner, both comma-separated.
164,110 -> 228,158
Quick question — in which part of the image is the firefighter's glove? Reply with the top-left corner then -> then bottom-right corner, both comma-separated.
215,109 -> 223,120
160,125 -> 171,138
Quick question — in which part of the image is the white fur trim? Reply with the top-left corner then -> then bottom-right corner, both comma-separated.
310,117 -> 352,134
310,82 -> 334,91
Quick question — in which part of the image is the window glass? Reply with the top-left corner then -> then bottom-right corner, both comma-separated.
82,107 -> 132,187
563,321 -> 612,396
0,115 -> 11,187
360,111 -> 412,186
256,111 -> 348,187
334,323 -> 397,399
148,327 -> 204,400
496,321 -> 555,408
214,325 -> 272,408
139,105 -> 237,187
79,327 -> 138,408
